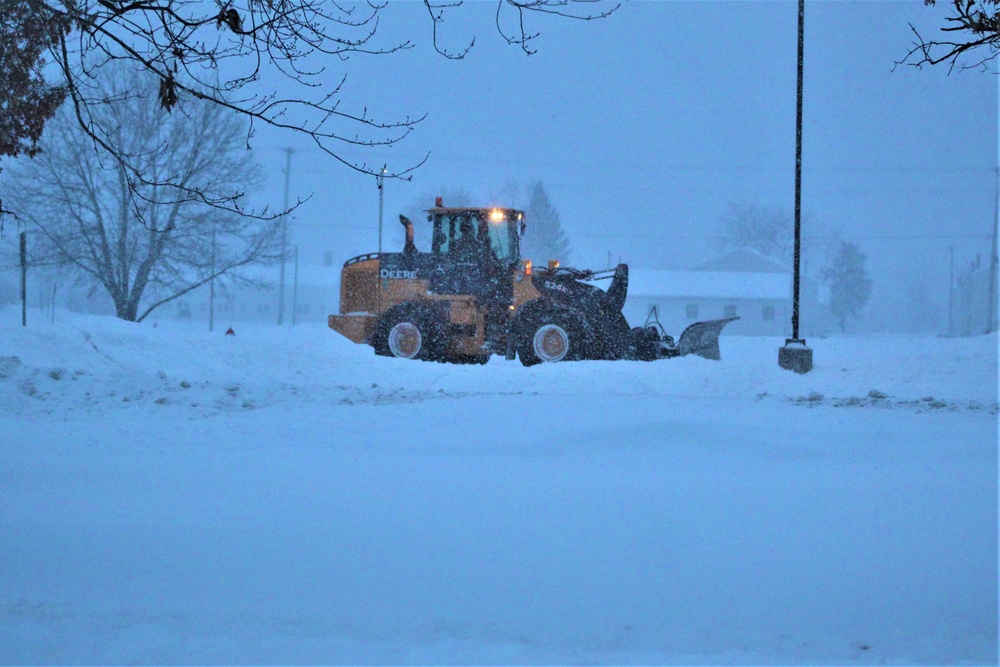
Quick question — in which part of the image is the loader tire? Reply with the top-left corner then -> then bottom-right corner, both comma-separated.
516,312 -> 578,366
373,305 -> 446,361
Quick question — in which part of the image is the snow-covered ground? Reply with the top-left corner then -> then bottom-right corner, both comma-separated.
1,311 -> 996,665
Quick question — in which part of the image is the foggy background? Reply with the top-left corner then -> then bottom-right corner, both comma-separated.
3,0 -> 997,333
252,0 -> 996,333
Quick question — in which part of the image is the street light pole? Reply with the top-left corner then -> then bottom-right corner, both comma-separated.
779,0 -> 813,373
278,147 -> 294,325
209,221 -> 216,332
791,0 -> 804,343
377,165 -> 386,254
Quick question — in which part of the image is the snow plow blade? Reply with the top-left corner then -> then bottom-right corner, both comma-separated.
676,317 -> 739,360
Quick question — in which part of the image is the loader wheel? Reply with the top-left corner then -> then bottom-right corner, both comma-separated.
516,313 -> 576,366
374,307 -> 445,361
533,324 -> 570,362
388,322 -> 423,359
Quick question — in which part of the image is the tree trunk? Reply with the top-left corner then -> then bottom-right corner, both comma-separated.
114,296 -> 138,321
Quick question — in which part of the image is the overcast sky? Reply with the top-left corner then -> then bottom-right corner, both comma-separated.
249,1 -> 996,307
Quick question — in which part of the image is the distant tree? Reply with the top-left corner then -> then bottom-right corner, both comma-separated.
714,202 -> 792,261
807,222 -> 846,281
714,200 -> 843,278
4,67 -> 281,322
0,0 -> 616,220
522,182 -> 570,264
430,187 -> 474,209
489,180 -> 525,210
824,242 -> 873,332
900,0 -> 1000,71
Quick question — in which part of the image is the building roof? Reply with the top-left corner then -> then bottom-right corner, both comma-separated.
628,269 -> 790,300
692,247 -> 790,274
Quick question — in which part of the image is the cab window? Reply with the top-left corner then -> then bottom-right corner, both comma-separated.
486,215 -> 514,263
432,210 -> 519,263
433,212 -> 477,255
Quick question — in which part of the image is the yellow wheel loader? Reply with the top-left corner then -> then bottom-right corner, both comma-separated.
328,199 -> 737,365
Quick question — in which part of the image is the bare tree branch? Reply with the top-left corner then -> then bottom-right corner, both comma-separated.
2,0 -> 616,227
4,65 -> 282,322
897,0 -> 1000,72
497,0 -> 618,55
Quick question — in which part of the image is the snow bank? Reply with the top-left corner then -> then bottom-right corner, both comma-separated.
1,310 -> 996,664
0,311 -> 995,418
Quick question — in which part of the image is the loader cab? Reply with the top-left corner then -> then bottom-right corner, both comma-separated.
424,205 -> 523,330
429,207 -> 523,266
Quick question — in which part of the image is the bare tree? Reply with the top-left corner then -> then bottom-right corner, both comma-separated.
488,180 -> 526,209
0,0 -> 617,219
714,202 -> 793,261
4,66 -> 281,322
713,200 -> 843,277
900,0 -> 1000,71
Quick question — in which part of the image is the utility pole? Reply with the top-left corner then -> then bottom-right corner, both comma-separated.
778,0 -> 812,373
292,244 -> 299,326
19,231 -> 26,327
990,67 -> 1000,334
988,167 -> 998,333
377,165 -> 386,254
948,246 -> 955,337
278,147 -> 294,325
209,222 -> 216,332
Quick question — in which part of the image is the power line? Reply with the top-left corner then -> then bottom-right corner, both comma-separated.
287,222 -> 992,242
257,145 -> 993,176
575,233 -> 993,241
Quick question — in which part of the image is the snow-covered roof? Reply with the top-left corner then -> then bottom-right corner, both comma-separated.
692,247 -> 790,274
628,269 -> 790,300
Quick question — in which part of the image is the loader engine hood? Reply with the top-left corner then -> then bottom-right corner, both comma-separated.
532,264 -> 628,313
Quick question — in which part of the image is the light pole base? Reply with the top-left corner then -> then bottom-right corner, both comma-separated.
778,338 -> 813,374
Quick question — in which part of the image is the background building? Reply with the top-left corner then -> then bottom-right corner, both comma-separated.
623,248 -> 825,337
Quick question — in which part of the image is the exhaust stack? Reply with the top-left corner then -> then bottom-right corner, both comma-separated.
399,215 -> 417,254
